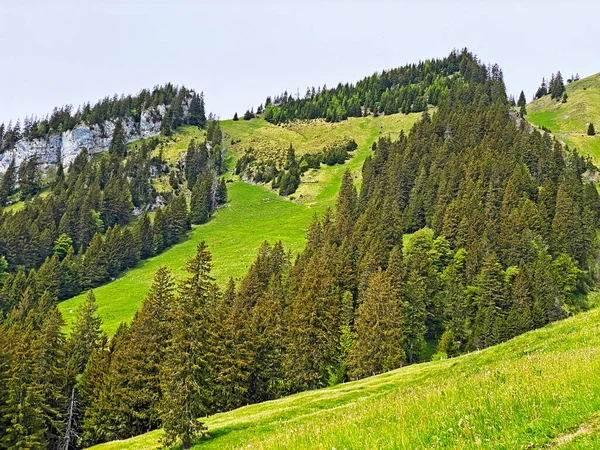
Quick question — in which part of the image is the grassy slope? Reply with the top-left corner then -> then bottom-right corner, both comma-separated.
90,302 -> 600,450
58,114 -> 421,335
527,72 -> 600,163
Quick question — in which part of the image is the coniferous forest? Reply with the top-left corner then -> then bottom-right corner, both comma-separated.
1,49 -> 600,449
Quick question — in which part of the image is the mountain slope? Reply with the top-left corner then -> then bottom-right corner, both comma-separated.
527,73 -> 600,162
58,113 -> 421,335
90,300 -> 600,449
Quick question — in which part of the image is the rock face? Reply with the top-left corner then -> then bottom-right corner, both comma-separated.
0,103 -> 179,173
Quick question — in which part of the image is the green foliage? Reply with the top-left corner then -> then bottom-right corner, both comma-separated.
108,119 -> 126,156
89,305 -> 600,450
349,269 -> 404,379
261,49 -> 480,124
0,158 -> 16,206
159,242 -> 215,449
588,122 -> 596,136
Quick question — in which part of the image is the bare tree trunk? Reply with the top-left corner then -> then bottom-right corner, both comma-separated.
63,387 -> 76,450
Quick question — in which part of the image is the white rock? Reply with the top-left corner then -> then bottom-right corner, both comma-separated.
0,100 -> 191,174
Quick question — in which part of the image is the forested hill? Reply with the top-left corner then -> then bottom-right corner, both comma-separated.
259,48 -> 487,123
0,83 -> 205,153
1,51 -> 600,450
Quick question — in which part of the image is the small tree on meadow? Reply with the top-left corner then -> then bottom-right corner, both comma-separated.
588,123 -> 596,136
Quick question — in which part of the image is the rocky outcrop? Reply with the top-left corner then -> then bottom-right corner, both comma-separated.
0,103 -> 180,173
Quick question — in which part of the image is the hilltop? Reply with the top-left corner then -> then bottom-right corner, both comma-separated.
527,72 -> 600,162
90,300 -> 600,449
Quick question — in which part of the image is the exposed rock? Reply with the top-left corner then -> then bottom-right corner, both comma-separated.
0,102 -> 190,174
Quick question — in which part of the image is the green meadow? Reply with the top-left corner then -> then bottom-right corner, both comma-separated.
58,113 -> 421,335
527,72 -> 600,163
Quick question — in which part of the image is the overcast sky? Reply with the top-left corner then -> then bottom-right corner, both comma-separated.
0,0 -> 598,124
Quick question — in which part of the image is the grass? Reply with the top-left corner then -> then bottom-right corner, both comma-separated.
527,72 -> 600,163
58,113 -> 421,335
89,301 -> 600,450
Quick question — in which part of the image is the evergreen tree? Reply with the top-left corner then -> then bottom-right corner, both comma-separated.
66,290 -> 103,375
588,123 -> 596,136
190,174 -> 213,225
0,158 -> 16,206
517,91 -> 526,107
349,269 -> 404,379
59,246 -> 81,300
82,233 -> 108,288
160,242 -> 216,449
135,213 -> 154,259
109,119 -> 126,157
284,253 -> 341,392
127,267 -> 175,433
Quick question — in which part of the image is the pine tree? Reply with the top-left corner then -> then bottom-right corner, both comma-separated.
127,267 -> 175,433
517,91 -> 526,107
336,170 -> 358,240
284,253 -> 341,392
82,233 -> 108,288
135,213 -> 154,259
0,158 -> 16,206
190,174 -> 213,225
588,123 -> 596,136
66,289 -> 103,375
109,118 -> 126,156
160,242 -> 216,449
349,269 -> 404,379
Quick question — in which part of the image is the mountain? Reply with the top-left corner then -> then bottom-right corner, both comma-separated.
527,72 -> 600,163
0,84 -> 204,173
1,49 -> 599,450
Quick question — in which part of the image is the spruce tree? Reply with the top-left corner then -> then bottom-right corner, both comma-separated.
109,118 -> 126,157
82,233 -> 108,288
190,174 -> 213,225
127,267 -> 175,432
517,90 -> 526,107
0,158 -> 16,206
336,170 -> 358,240
349,269 -> 404,379
66,289 -> 103,374
284,253 -> 341,392
135,213 -> 154,259
160,242 -> 216,449
588,123 -> 596,136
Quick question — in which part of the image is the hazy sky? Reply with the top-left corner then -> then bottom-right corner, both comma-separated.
1,0 -> 598,124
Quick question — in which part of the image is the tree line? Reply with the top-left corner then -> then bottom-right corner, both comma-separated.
260,48 -> 489,124
0,83 -> 206,154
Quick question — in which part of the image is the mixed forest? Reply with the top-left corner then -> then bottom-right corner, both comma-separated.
0,49 -> 599,449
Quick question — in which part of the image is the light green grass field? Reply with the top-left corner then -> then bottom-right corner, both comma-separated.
90,299 -> 600,450
527,72 -> 600,163
58,113 -> 421,335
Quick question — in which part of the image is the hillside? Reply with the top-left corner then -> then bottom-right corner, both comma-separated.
527,72 -> 600,162
90,300 -> 600,449
58,113 -> 422,335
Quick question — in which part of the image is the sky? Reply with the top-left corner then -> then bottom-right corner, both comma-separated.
0,0 -> 599,124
